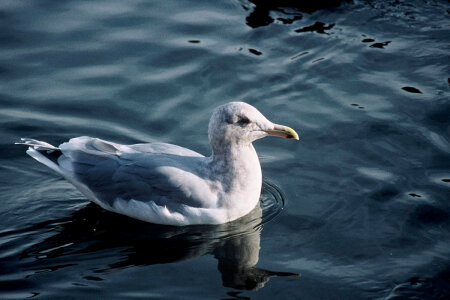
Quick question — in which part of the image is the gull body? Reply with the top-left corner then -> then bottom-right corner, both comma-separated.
18,102 -> 298,226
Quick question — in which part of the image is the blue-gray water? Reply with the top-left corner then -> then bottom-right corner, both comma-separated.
1,0 -> 449,299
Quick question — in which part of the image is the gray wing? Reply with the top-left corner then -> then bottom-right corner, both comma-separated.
128,142 -> 204,157
57,137 -> 216,210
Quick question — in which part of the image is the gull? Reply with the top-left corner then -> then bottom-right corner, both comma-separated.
17,102 -> 299,226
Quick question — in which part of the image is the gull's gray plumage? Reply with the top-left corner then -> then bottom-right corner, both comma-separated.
18,102 -> 299,226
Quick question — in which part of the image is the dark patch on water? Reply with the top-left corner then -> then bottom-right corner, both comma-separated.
290,51 -> 309,60
295,22 -> 335,34
402,86 -> 423,93
311,57 -> 325,63
351,103 -> 365,109
408,193 -> 422,198
244,0 -> 351,28
370,41 -> 391,48
362,38 -> 375,42
248,48 -> 262,56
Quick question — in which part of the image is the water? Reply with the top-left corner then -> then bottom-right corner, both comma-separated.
0,0 -> 449,298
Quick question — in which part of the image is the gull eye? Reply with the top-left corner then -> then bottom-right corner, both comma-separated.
237,116 -> 250,126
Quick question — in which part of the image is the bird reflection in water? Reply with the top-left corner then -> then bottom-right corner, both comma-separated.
20,203 -> 299,291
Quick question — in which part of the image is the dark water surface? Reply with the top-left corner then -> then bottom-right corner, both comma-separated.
1,0 -> 449,299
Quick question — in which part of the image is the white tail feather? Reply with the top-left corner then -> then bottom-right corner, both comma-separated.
15,138 -> 59,151
26,148 -> 62,174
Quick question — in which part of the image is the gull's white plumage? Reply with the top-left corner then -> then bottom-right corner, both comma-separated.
20,102 -> 298,226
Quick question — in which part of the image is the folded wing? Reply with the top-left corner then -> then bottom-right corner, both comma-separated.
55,137 -> 216,211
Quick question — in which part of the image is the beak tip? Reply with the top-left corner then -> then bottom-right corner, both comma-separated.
285,127 -> 299,141
265,125 -> 300,141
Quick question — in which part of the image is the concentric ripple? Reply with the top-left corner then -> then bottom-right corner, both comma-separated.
260,179 -> 285,225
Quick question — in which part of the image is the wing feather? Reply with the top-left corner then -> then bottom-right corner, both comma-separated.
56,137 -> 217,211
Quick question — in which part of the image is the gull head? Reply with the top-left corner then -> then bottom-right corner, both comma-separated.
208,102 -> 299,153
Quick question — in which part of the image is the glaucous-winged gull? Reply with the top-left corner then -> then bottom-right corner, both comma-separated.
17,102 -> 299,226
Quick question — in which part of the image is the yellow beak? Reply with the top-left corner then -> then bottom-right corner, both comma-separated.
265,124 -> 299,140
